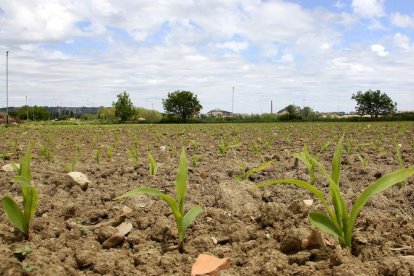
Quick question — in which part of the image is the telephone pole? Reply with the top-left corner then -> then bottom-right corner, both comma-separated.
6,51 -> 9,124
232,86 -> 234,116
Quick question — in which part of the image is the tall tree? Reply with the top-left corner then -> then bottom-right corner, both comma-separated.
162,90 -> 202,121
112,91 -> 135,122
351,90 -> 396,118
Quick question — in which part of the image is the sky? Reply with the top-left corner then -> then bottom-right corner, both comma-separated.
0,0 -> 414,114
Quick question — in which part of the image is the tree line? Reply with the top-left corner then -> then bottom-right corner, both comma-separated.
3,89 -> 403,123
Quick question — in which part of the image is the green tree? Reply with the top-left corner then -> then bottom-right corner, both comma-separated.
301,106 -> 317,120
162,90 -> 202,121
112,92 -> 135,122
11,105 -> 51,121
352,90 -> 397,118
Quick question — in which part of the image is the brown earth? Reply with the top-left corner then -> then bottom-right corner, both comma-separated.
0,122 -> 413,275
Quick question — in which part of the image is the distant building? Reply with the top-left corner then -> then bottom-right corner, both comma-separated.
206,109 -> 233,117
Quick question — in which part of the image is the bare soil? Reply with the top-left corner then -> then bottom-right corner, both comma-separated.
1,122 -> 413,275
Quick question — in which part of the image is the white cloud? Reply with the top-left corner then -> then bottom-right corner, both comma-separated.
370,44 -> 389,56
351,0 -> 385,18
390,12 -> 414,29
215,41 -> 249,52
393,33 -> 411,51
368,19 -> 387,30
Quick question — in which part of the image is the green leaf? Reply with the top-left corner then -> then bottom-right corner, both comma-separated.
256,179 -> 335,220
19,152 -> 32,181
180,205 -> 202,242
309,211 -> 342,239
22,187 -> 38,230
347,167 -> 414,243
2,196 -> 26,235
148,153 -> 157,175
13,176 -> 31,188
246,161 -> 273,179
331,135 -> 343,186
114,187 -> 181,221
176,148 -> 188,214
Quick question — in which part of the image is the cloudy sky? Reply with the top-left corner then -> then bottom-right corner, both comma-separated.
0,0 -> 413,113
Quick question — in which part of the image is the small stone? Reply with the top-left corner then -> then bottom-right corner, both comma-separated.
65,172 -> 90,191
211,237 -> 218,245
102,233 -> 125,249
1,163 -> 19,172
303,199 -> 313,207
160,146 -> 167,151
116,222 -> 132,236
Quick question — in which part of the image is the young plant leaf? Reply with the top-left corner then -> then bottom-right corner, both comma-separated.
347,167 -> 414,241
176,148 -> 188,213
22,187 -> 38,228
2,196 -> 26,235
181,205 -> 203,239
309,211 -> 342,239
331,135 -> 343,186
148,152 -> 158,175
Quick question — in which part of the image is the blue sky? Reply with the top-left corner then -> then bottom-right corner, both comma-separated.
0,0 -> 413,113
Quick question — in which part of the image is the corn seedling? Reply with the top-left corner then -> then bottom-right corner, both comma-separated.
2,152 -> 38,240
115,149 -> 202,253
235,161 -> 273,181
293,145 -> 317,185
39,144 -> 53,163
256,137 -> 414,249
128,145 -> 139,164
148,152 -> 158,175
357,153 -> 369,168
190,140 -> 197,151
219,137 -> 240,155
319,141 -> 331,154
95,148 -> 101,165
107,144 -> 114,159
191,155 -> 203,167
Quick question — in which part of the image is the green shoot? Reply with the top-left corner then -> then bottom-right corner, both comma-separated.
293,145 -> 317,185
95,148 -> 101,165
128,146 -> 139,164
115,149 -> 202,253
148,152 -> 158,175
319,141 -> 331,154
191,155 -> 203,167
2,151 -> 38,240
256,137 -> 414,249
219,137 -> 240,155
107,144 -> 114,159
357,153 -> 369,168
235,161 -> 273,181
39,144 -> 53,163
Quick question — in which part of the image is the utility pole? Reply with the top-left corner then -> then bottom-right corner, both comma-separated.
6,51 -> 9,124
26,96 -> 28,120
232,86 -> 234,116
271,100 -> 273,114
